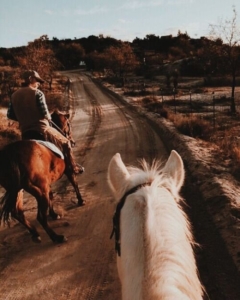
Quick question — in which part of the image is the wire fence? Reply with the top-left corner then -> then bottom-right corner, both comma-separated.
163,90 -> 240,129
123,80 -> 240,132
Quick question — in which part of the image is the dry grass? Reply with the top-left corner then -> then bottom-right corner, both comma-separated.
168,113 -> 211,139
165,108 -> 240,179
129,86 -> 240,180
140,96 -> 212,139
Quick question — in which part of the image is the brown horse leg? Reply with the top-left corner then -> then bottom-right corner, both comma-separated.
12,190 -> 41,243
48,191 -> 61,220
35,192 -> 67,243
64,170 -> 85,206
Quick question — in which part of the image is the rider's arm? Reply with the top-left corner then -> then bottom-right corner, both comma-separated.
35,90 -> 52,120
7,101 -> 18,121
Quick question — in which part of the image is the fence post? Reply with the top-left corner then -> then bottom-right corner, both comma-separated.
160,88 -> 164,105
189,89 -> 192,115
173,88 -> 176,113
212,92 -> 215,128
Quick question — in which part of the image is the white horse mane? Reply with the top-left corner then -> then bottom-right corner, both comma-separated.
128,159 -> 182,200
108,152 -> 204,300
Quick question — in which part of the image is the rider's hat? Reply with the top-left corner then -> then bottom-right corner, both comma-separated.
23,70 -> 45,83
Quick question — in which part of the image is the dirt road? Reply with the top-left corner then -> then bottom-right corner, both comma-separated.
0,71 -> 169,300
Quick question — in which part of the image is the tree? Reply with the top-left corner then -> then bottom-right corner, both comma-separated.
15,35 -> 61,90
209,6 -> 240,113
55,42 -> 85,69
102,43 -> 139,82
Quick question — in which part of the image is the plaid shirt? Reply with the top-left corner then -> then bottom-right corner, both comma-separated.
35,89 -> 51,120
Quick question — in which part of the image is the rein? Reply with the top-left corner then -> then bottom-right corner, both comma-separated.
49,119 -> 68,138
110,182 -> 151,257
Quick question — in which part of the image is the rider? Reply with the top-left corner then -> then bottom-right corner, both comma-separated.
7,70 -> 83,175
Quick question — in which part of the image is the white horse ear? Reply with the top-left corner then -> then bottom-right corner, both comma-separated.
162,150 -> 185,191
108,153 -> 130,194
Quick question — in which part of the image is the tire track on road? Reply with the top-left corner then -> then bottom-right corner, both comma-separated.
77,83 -> 102,158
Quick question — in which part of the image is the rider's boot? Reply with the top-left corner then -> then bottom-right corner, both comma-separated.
63,144 -> 84,175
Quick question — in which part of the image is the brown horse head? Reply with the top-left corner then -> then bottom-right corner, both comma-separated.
50,110 -> 76,147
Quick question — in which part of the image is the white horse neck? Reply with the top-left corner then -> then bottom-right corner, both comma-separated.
120,181 -> 203,300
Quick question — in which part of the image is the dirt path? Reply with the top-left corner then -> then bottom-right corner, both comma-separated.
0,71 -> 169,300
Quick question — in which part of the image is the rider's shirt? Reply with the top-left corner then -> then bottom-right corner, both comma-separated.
7,87 -> 51,133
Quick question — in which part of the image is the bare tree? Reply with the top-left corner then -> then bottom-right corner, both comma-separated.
209,6 -> 240,113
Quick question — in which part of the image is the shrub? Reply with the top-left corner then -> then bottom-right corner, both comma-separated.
169,114 -> 211,138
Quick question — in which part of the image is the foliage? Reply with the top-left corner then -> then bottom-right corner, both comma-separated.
0,111 -> 20,141
15,35 -> 61,90
102,43 -> 139,78
55,42 -> 85,69
16,36 -> 43,69
0,69 -> 20,104
85,42 -> 139,82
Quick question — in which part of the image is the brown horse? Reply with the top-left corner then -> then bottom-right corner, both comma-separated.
0,111 -> 84,243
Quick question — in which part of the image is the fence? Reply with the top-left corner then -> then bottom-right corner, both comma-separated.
141,86 -> 240,132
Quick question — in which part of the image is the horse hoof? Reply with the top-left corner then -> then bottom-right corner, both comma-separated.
32,236 -> 41,243
54,235 -> 68,244
78,200 -> 85,206
62,236 -> 68,242
50,214 -> 61,220
73,164 -> 84,175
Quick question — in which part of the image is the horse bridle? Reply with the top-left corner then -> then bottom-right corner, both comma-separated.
110,181 -> 151,257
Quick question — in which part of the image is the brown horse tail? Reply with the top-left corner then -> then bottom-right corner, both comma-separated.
0,156 -> 21,225
0,191 -> 18,225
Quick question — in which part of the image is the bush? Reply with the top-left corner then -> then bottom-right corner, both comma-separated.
169,114 -> 211,138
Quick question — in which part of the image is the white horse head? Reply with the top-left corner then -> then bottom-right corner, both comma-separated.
108,151 -> 204,300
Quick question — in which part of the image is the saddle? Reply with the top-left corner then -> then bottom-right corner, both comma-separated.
32,140 -> 64,159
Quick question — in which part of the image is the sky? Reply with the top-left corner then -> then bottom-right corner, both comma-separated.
0,0 -> 240,48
